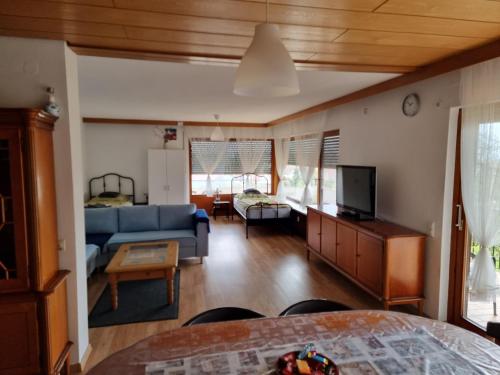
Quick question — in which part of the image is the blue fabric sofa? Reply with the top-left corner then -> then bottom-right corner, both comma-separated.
85,204 -> 209,268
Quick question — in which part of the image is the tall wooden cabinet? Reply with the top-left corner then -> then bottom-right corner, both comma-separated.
307,205 -> 426,314
0,109 -> 71,374
148,149 -> 187,204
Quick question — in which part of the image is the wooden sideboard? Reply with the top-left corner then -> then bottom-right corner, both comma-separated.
0,109 -> 71,374
307,205 -> 426,314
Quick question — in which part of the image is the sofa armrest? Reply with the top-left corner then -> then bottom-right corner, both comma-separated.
194,209 -> 209,258
196,221 -> 209,258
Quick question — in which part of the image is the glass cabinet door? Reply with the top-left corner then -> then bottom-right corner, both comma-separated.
0,128 -> 28,291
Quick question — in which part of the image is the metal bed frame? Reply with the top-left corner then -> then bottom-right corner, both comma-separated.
88,172 -> 136,204
230,173 -> 292,239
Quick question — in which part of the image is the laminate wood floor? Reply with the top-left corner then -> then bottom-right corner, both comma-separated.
83,218 -> 407,372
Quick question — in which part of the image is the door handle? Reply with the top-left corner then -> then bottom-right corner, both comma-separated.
0,194 -> 5,231
456,204 -> 464,231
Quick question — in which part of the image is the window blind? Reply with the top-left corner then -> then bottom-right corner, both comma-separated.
287,134 -> 339,167
287,138 -> 321,166
191,140 -> 272,174
321,134 -> 340,169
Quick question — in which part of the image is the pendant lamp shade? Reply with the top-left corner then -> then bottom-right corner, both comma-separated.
234,23 -> 300,97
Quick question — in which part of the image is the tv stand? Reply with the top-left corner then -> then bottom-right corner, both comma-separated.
306,204 -> 426,315
337,210 -> 373,221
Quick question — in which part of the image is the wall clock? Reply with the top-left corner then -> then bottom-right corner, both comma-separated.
402,93 -> 420,117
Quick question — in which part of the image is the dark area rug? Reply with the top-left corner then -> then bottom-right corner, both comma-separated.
88,270 -> 180,328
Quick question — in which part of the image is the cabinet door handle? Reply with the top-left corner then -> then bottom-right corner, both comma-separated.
0,194 -> 5,231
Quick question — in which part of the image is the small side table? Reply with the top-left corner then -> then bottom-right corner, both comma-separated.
212,200 -> 231,220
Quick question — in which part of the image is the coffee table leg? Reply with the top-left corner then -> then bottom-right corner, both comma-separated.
109,274 -> 118,310
167,268 -> 175,304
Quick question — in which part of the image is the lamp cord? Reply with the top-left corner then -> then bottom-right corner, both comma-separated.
266,0 -> 269,23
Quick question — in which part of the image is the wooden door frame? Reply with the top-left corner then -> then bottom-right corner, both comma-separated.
446,110 -> 489,337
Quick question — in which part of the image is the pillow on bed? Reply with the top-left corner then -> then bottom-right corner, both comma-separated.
98,191 -> 121,198
243,188 -> 261,194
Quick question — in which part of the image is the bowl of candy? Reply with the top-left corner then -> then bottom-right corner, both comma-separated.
276,344 -> 337,375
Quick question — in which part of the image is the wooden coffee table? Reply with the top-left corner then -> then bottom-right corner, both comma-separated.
105,241 -> 179,310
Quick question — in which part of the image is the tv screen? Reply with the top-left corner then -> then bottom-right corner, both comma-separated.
336,165 -> 376,218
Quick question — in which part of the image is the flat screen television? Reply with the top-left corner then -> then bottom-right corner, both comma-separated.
336,165 -> 376,220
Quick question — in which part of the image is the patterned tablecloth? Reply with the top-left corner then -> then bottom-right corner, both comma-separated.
87,311 -> 500,375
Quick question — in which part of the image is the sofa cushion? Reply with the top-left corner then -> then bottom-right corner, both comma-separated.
118,206 -> 159,232
105,230 -> 197,253
86,244 -> 100,260
159,204 -> 196,230
85,207 -> 118,234
86,233 -> 113,249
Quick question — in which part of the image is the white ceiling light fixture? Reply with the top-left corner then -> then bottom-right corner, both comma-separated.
233,0 -> 300,97
210,114 -> 225,141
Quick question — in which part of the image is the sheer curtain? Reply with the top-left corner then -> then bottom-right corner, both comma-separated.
237,140 -> 266,187
461,103 -> 500,299
274,138 -> 290,201
295,134 -> 322,206
460,57 -> 500,300
191,140 -> 227,196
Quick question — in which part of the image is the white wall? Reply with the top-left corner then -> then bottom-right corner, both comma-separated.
274,71 -> 461,319
83,123 -> 184,201
0,36 -> 89,364
82,123 -> 272,201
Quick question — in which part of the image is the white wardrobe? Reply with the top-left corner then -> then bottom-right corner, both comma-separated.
148,149 -> 188,204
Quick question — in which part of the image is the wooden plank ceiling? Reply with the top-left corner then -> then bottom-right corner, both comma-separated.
1,0 -> 499,73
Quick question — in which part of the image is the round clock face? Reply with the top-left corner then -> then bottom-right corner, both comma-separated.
402,93 -> 420,117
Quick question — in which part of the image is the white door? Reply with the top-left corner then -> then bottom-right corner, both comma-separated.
148,149 -> 168,204
166,150 -> 187,204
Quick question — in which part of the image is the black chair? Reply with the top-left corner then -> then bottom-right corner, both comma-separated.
486,321 -> 500,344
279,299 -> 352,317
182,307 -> 265,326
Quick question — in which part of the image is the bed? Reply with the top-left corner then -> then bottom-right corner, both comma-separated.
85,173 -> 136,208
231,173 -> 291,238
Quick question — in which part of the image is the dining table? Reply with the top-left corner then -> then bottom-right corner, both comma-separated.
87,310 -> 500,374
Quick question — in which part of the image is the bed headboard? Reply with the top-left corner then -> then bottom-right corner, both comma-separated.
88,173 -> 136,204
231,173 -> 270,195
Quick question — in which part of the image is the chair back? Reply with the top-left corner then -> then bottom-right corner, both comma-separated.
183,307 -> 265,326
486,322 -> 500,345
279,299 -> 352,317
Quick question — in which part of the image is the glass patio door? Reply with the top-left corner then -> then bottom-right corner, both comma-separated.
448,111 -> 500,334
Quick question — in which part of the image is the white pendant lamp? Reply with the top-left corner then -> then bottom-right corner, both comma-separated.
233,0 -> 299,97
210,114 -> 225,141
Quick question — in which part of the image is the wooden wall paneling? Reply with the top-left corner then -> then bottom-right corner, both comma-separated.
25,117 -> 59,291
377,0 -> 500,23
268,38 -> 500,126
0,14 -> 127,38
269,4 -> 500,38
116,0 -> 388,14
335,29 -> 489,50
83,117 -> 267,128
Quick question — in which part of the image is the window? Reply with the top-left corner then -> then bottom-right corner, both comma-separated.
280,131 -> 340,205
191,140 -> 272,195
320,131 -> 340,205
282,138 -> 320,203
